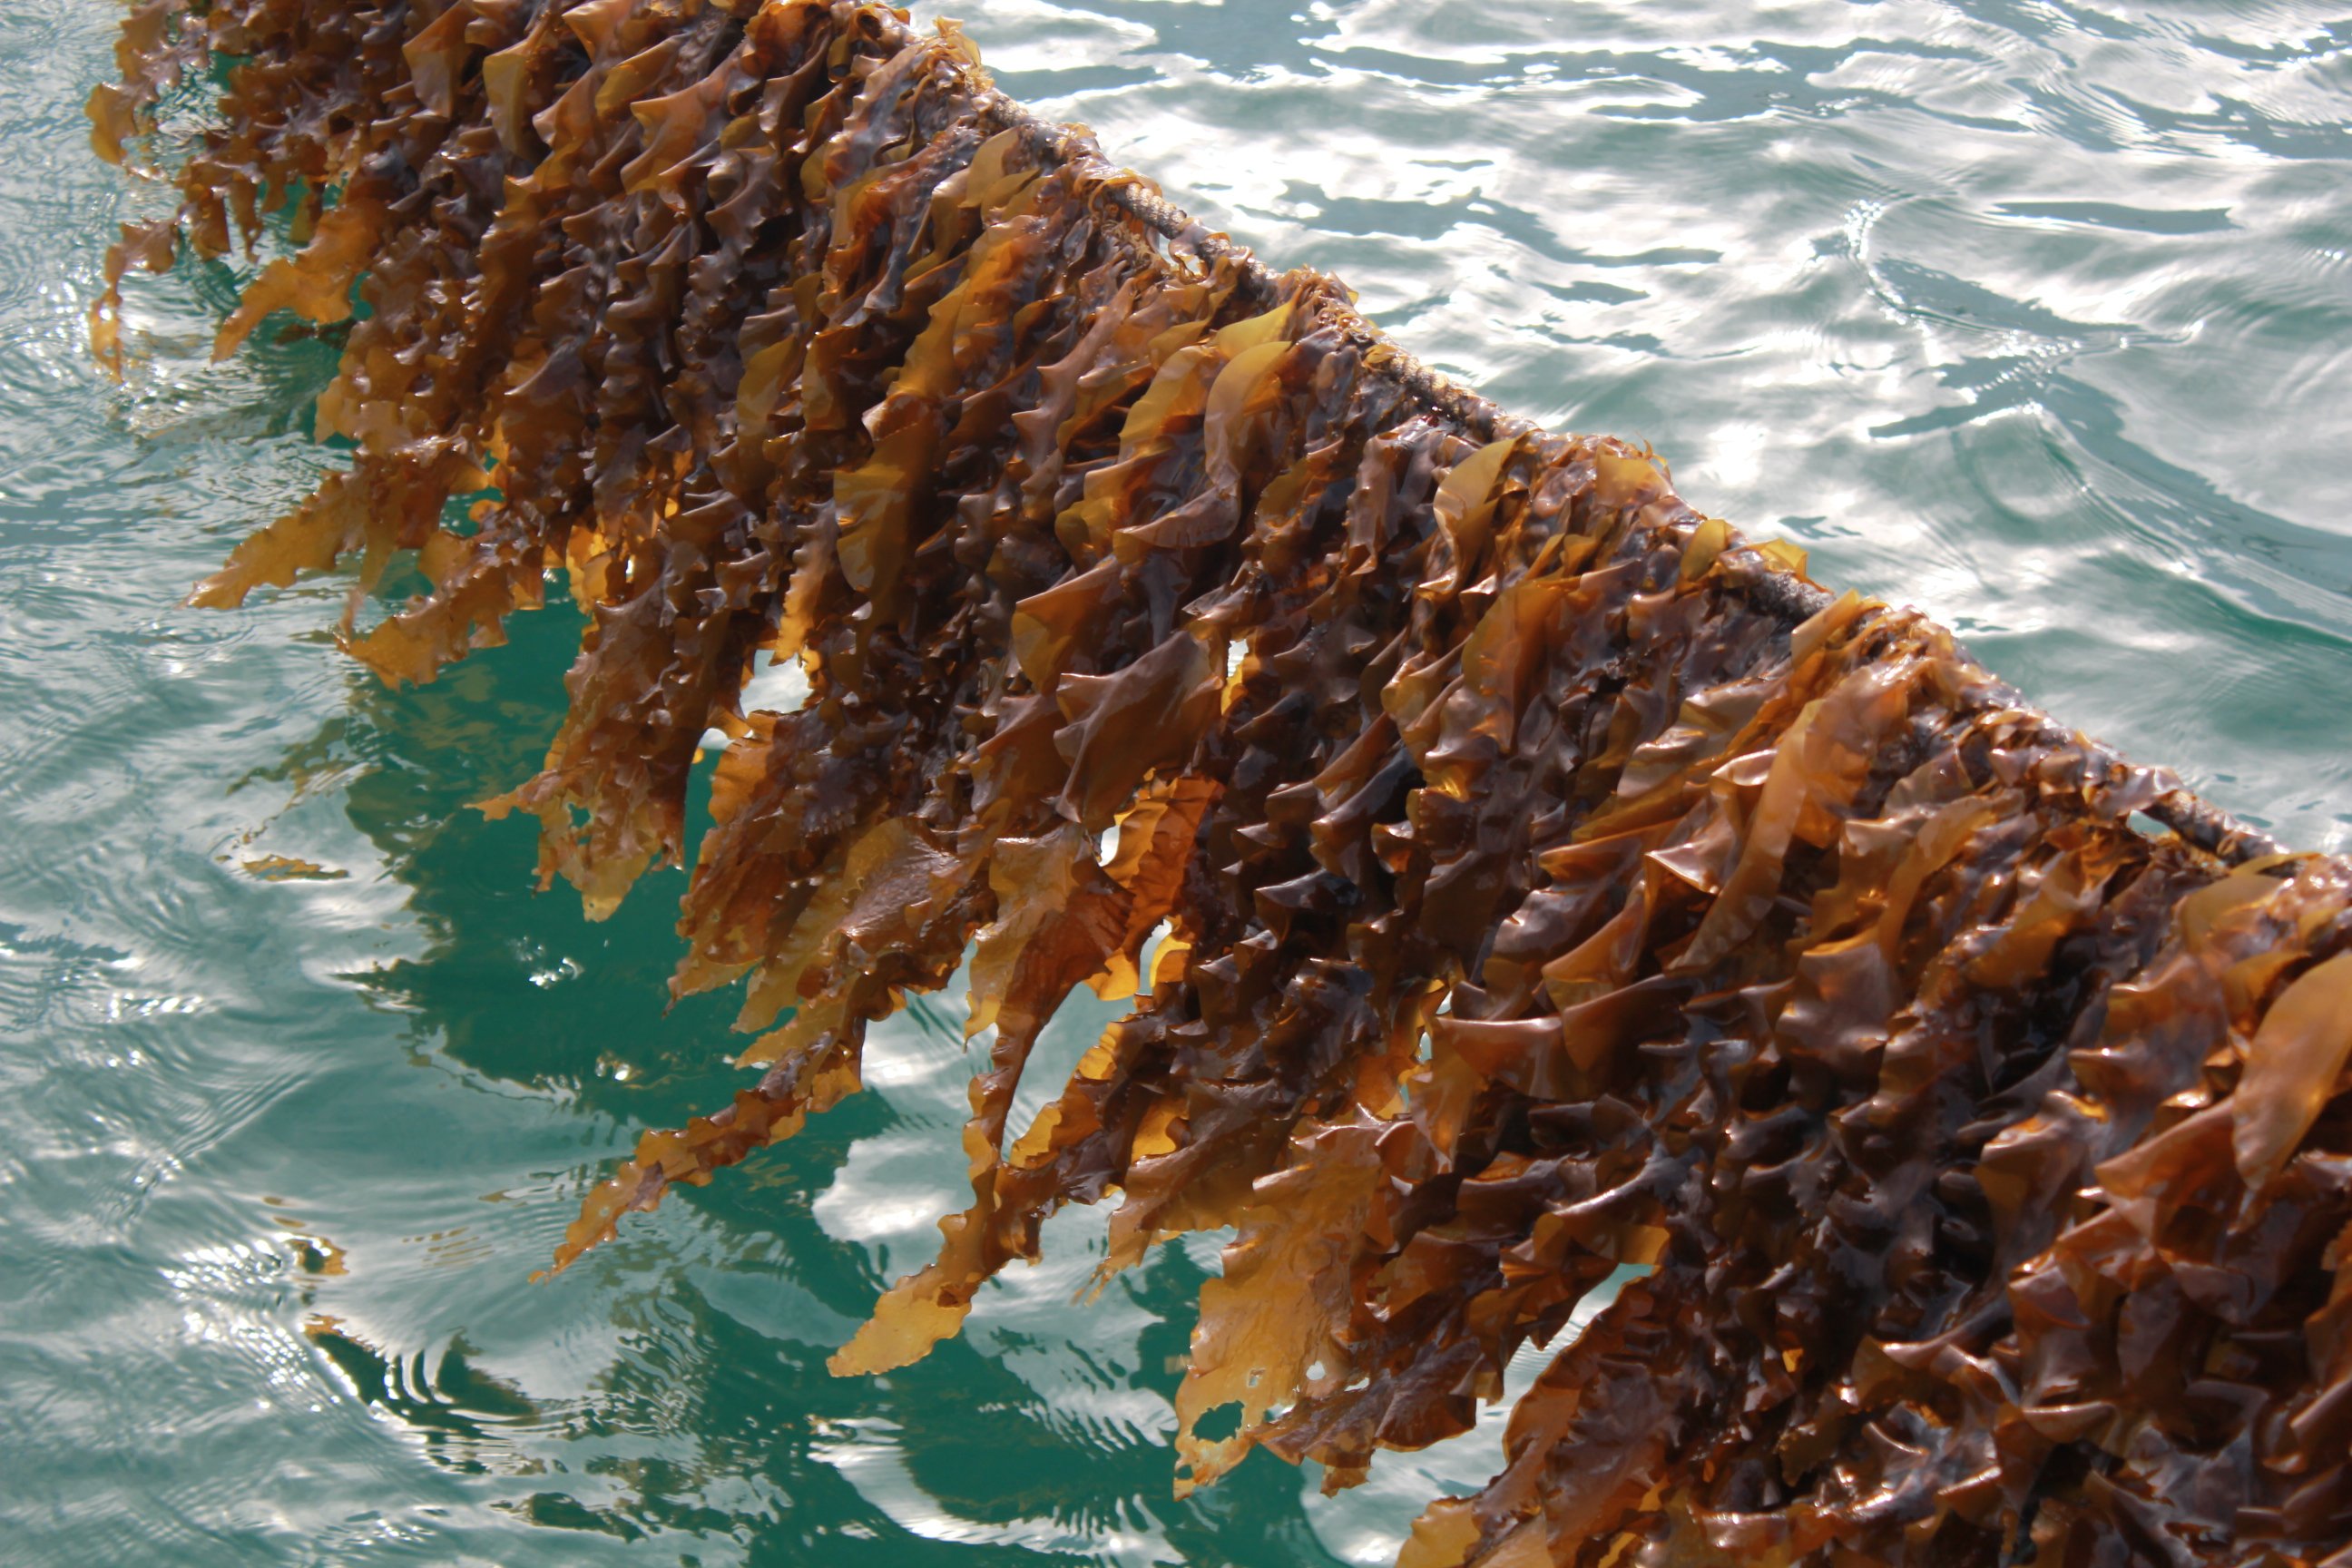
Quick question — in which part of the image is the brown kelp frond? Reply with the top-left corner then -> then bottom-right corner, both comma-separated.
95,3 -> 2352,1563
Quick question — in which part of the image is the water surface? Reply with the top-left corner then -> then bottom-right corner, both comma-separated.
1,1 -> 2347,1563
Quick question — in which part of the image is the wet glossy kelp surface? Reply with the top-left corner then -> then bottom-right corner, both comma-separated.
8,0 -> 2352,1563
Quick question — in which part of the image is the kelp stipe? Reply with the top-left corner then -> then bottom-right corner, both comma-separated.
92,3 -> 2352,1563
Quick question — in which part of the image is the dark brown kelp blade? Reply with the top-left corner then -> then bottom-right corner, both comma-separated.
93,2 -> 2352,1563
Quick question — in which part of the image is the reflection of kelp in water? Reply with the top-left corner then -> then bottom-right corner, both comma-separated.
93,1 -> 2352,1563
250,568 -> 1364,1563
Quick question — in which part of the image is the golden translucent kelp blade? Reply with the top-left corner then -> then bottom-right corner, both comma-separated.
96,3 -> 2352,1563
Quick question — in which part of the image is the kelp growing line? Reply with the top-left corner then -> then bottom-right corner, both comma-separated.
88,2 -> 2352,1563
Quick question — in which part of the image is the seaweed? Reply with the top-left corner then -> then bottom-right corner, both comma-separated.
93,3 -> 2352,1563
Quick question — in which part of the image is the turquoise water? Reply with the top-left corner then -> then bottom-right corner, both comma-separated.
2,1 -> 2347,1563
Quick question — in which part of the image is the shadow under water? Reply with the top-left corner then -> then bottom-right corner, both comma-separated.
278,598 -> 1379,1565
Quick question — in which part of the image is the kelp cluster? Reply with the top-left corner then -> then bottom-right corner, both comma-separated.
93,2 -> 2352,1563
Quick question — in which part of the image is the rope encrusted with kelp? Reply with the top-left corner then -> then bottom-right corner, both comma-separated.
92,2 -> 2352,1563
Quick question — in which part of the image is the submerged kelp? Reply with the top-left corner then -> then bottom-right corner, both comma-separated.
90,1 -> 2352,1563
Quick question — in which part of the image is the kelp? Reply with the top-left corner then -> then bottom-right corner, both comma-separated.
92,3 -> 2352,1563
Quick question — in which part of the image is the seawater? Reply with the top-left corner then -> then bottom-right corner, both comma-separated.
1,2 -> 2346,1563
